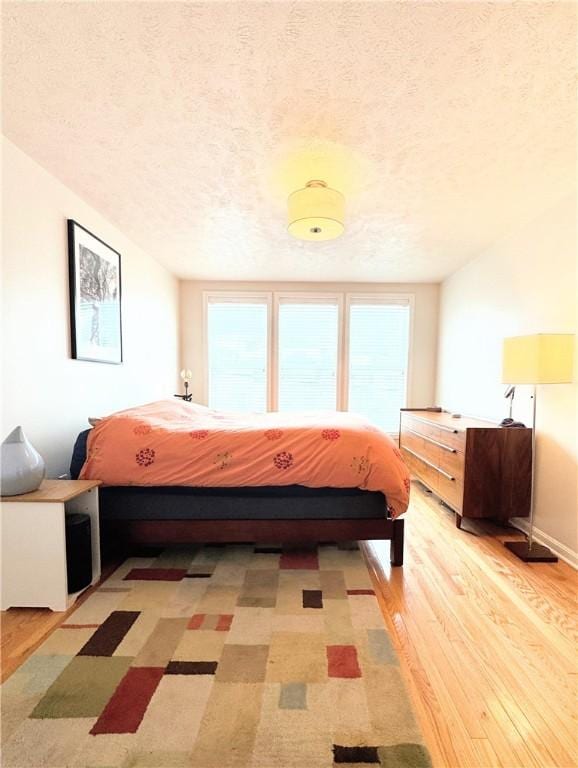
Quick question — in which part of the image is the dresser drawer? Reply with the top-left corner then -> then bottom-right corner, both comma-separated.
403,414 -> 466,454
401,446 -> 439,492
437,446 -> 465,483
403,415 -> 441,442
400,428 -> 440,467
435,423 -> 466,453
437,472 -> 463,512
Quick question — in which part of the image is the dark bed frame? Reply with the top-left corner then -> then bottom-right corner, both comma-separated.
97,486 -> 405,566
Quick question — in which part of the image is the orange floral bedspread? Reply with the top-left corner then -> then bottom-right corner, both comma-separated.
80,400 -> 410,518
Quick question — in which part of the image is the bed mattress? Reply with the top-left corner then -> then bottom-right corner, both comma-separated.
98,484 -> 386,521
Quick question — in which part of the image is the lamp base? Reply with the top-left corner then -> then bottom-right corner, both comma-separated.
504,540 -> 558,563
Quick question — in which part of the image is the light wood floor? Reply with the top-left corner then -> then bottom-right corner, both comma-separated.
1,484 -> 577,767
364,484 -> 578,768
1,560 -> 120,683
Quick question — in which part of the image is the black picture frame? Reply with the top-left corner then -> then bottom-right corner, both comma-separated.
68,219 -> 123,364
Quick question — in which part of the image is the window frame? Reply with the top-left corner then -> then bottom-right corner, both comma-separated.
344,292 -> 414,421
202,289 -> 414,428
274,292 -> 344,411
202,290 -> 273,410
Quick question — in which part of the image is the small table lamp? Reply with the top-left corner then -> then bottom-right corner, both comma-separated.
502,334 -> 574,562
175,368 -> 193,402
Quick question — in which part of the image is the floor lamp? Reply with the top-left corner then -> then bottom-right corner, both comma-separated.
501,334 -> 574,562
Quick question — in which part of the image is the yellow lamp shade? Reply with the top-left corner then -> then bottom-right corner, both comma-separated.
287,180 -> 344,241
502,334 -> 574,384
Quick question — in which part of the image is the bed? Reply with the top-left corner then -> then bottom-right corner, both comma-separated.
72,400 -> 409,565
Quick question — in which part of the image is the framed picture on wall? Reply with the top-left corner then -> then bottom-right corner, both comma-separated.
68,219 -> 123,364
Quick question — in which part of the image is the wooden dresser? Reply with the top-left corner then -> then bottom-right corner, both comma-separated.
399,408 -> 532,527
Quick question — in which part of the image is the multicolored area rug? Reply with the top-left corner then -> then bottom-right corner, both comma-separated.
1,544 -> 431,768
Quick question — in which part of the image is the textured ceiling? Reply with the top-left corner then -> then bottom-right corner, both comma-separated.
3,1 -> 576,282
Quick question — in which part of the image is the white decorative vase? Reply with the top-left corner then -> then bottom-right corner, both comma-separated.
1,427 -> 46,496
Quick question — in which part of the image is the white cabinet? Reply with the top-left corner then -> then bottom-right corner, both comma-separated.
1,480 -> 101,611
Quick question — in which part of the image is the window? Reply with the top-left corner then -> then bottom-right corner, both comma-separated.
204,291 -> 412,431
277,298 -> 340,412
206,297 -> 268,412
347,298 -> 410,432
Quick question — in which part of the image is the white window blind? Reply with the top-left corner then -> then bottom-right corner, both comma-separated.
278,301 -> 339,412
207,300 -> 268,412
348,300 -> 410,432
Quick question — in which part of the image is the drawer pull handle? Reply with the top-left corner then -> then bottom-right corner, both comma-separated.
437,424 -> 459,435
402,446 -> 456,481
402,415 -> 460,435
406,428 -> 457,453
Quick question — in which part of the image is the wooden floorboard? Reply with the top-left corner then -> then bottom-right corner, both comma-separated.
363,483 -> 578,768
1,483 -> 577,767
0,560 -> 120,683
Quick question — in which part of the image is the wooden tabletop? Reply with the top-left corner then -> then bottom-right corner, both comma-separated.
402,409 -> 500,431
1,479 -> 101,503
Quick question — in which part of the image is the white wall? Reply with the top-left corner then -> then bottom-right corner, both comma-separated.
437,195 -> 577,558
180,280 -> 439,410
1,138 -> 179,477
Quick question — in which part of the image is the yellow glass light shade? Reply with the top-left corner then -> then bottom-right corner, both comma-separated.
287,180 -> 345,241
502,334 -> 574,384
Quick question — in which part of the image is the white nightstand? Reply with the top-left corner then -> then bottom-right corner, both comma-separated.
1,479 -> 101,612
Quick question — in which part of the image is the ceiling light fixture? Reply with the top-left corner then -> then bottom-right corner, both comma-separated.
287,180 -> 345,241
